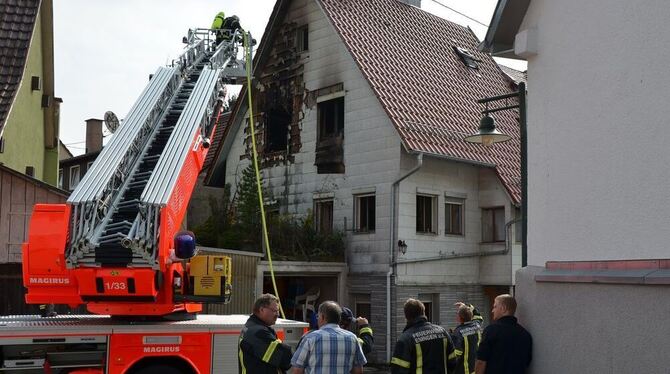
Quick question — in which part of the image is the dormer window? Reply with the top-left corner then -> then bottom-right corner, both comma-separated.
453,46 -> 479,69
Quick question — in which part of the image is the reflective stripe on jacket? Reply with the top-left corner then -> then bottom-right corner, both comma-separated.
238,314 -> 292,374
451,320 -> 482,374
391,317 -> 457,374
358,323 -> 374,355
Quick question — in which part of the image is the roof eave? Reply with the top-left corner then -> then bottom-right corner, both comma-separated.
479,0 -> 531,59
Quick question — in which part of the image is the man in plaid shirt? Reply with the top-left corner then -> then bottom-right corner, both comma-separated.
291,301 -> 367,374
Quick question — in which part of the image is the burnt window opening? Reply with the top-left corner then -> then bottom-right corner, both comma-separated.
453,46 -> 480,69
297,25 -> 309,52
265,108 -> 290,153
318,97 -> 344,140
316,96 -> 345,174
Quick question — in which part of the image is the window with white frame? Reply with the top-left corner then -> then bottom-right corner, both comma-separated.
69,165 -> 80,190
482,207 -> 505,243
354,194 -> 375,233
58,169 -> 63,189
315,199 -> 334,234
445,197 -> 464,236
416,194 -> 437,234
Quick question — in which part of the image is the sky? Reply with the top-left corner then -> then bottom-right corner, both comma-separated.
54,0 -> 526,155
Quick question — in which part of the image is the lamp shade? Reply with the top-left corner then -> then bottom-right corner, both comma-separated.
464,115 -> 511,146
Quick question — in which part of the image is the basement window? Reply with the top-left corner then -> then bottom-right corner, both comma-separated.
265,108 -> 290,153
453,46 -> 479,69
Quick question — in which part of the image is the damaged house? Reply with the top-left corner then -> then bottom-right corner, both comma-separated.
206,0 -> 523,363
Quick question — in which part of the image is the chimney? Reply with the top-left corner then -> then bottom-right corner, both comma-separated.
398,0 -> 420,7
85,118 -> 103,154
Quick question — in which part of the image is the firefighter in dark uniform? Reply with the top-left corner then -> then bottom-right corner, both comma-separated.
391,298 -> 457,374
211,11 -> 243,45
238,294 -> 292,374
340,307 -> 374,356
451,304 -> 483,374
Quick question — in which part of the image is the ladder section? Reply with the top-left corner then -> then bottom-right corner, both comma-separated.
92,58 -> 213,267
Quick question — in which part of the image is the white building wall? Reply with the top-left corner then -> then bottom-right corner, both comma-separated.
520,0 -> 670,265
224,0 -> 403,274
395,154 -> 517,286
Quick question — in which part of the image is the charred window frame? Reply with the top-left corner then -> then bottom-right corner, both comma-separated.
482,207 -> 505,243
315,86 -> 345,174
317,96 -> 344,142
264,108 -> 291,153
315,199 -> 334,234
354,194 -> 375,233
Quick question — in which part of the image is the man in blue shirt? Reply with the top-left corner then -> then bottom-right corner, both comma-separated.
291,301 -> 366,373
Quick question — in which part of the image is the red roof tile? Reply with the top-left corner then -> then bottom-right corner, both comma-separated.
319,0 -> 521,203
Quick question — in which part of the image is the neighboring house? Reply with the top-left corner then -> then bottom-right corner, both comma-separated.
0,164 -> 68,314
58,139 -> 73,161
207,0 -> 522,362
0,0 -> 61,185
482,0 -> 670,373
58,118 -> 103,191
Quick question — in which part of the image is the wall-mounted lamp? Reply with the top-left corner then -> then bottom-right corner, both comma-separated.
398,240 -> 408,255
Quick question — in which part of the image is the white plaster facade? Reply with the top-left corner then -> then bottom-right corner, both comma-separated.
520,0 -> 670,265
486,0 -> 670,372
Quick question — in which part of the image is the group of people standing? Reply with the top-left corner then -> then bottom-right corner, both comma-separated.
238,293 -> 531,374
390,294 -> 532,374
238,294 -> 372,373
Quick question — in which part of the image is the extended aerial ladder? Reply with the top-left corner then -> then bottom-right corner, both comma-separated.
22,29 -> 250,317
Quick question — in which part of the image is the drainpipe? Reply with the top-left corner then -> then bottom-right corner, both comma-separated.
393,218 -> 521,265
387,152 -> 423,362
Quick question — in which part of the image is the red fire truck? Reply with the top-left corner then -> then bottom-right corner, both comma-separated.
0,29 -> 307,373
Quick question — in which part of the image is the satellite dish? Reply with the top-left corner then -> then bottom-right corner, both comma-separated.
104,111 -> 120,134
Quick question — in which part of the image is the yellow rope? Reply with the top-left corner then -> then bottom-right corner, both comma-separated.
243,32 -> 286,319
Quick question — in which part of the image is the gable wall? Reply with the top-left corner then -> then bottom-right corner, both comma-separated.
0,10 -> 47,181
225,0 -> 403,274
